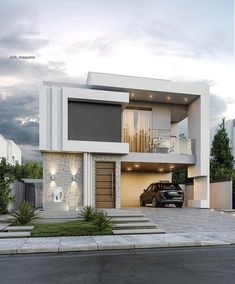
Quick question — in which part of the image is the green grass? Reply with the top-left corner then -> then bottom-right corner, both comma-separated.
31,220 -> 113,237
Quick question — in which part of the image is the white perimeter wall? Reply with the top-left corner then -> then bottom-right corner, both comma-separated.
121,172 -> 171,207
184,181 -> 232,209
210,181 -> 232,210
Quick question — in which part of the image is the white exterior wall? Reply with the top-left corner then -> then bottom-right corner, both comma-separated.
0,135 -> 21,165
210,180 -> 232,209
39,85 -> 129,154
187,87 -> 210,208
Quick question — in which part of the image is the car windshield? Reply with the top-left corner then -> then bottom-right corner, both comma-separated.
159,183 -> 180,190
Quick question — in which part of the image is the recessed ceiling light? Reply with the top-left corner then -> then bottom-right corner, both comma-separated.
131,93 -> 134,97
149,95 -> 153,98
159,168 -> 164,172
169,165 -> 175,169
127,167 -> 132,171
167,96 -> 171,100
134,164 -> 140,168
184,98 -> 188,102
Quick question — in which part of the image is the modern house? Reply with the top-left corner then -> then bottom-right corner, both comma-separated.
39,72 -> 210,211
0,134 -> 22,165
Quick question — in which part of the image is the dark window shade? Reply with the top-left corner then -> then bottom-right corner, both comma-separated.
68,101 -> 121,142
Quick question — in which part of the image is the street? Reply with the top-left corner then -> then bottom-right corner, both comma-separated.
0,246 -> 235,284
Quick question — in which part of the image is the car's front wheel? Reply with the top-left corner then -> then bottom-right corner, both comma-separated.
140,197 -> 145,207
175,203 -> 183,208
152,197 -> 159,208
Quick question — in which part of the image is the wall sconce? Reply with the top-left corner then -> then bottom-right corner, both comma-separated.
51,175 -> 55,181
72,175 -> 76,181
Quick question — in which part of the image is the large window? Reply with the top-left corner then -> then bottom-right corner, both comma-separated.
68,101 -> 122,142
123,109 -> 152,152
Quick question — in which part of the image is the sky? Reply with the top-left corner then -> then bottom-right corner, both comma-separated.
0,0 -> 234,161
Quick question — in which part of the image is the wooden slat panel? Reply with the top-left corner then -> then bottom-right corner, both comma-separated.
96,195 -> 114,202
96,162 -> 115,169
96,168 -> 114,175
96,201 -> 115,208
96,188 -> 112,195
95,162 -> 115,208
96,175 -> 112,182
96,181 -> 113,189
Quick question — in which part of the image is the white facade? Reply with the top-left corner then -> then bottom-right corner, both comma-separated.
40,72 -> 210,210
0,135 -> 22,165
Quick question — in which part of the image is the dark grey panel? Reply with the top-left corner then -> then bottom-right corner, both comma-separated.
68,101 -> 121,142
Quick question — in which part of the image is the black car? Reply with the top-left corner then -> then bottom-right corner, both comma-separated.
140,182 -> 184,208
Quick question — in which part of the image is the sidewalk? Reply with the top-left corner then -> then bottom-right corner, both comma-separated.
0,231 -> 235,255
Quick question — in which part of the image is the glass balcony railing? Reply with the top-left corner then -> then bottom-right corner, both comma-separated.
122,128 -> 195,155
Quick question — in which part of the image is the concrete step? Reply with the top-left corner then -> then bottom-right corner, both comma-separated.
113,228 -> 166,235
0,232 -> 30,238
114,222 -> 157,229
108,213 -> 145,218
113,217 -> 150,223
4,226 -> 34,232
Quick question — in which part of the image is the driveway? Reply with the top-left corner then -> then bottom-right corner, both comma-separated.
119,207 -> 235,233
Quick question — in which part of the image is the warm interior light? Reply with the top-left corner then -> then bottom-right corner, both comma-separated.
127,167 -> 132,171
131,93 -> 135,97
134,164 -> 140,168
149,95 -> 153,98
167,96 -> 171,100
159,168 -> 164,172
169,165 -> 175,169
184,98 -> 188,102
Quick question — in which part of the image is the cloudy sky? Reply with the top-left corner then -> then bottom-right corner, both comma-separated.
0,0 -> 234,160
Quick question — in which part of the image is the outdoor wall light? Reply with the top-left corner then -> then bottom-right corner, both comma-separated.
72,175 -> 76,181
51,175 -> 55,181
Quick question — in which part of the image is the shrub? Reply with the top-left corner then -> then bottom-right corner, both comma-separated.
79,206 -> 98,222
94,211 -> 114,231
12,201 -> 39,225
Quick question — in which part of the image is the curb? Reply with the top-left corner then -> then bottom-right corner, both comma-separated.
0,233 -> 233,255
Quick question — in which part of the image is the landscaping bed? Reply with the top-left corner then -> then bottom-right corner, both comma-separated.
31,220 -> 113,237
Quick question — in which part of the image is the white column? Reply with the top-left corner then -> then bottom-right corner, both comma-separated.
83,153 -> 93,207
187,89 -> 210,208
83,153 -> 88,206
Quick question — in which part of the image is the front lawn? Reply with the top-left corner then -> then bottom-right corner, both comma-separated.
31,220 -> 113,237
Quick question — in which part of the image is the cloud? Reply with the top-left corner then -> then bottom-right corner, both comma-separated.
0,91 -> 39,145
210,94 -> 227,127
19,144 -> 42,162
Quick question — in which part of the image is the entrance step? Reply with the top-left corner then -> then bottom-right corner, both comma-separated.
113,217 -> 150,223
0,232 -> 30,238
107,213 -> 145,218
113,228 -> 165,235
114,222 -> 157,229
4,226 -> 34,232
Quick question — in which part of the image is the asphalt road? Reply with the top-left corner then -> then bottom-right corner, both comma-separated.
0,246 -> 235,284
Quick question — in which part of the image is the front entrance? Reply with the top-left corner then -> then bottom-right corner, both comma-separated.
95,162 -> 115,208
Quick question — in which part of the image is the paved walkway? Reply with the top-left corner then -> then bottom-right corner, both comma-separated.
1,208 -> 235,255
118,207 -> 235,233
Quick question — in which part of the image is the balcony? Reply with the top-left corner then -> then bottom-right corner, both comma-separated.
122,128 -> 195,155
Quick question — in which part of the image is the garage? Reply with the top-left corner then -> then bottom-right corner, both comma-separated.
120,162 -> 172,207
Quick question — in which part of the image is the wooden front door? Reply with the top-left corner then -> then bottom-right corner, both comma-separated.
95,162 -> 115,208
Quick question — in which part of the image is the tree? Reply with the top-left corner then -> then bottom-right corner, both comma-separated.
11,161 -> 43,180
0,159 -> 14,214
210,118 -> 234,180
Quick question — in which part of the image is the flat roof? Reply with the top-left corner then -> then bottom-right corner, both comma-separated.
87,72 -> 209,97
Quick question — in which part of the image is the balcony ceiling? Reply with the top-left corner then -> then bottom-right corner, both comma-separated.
129,89 -> 198,105
121,162 -> 188,173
